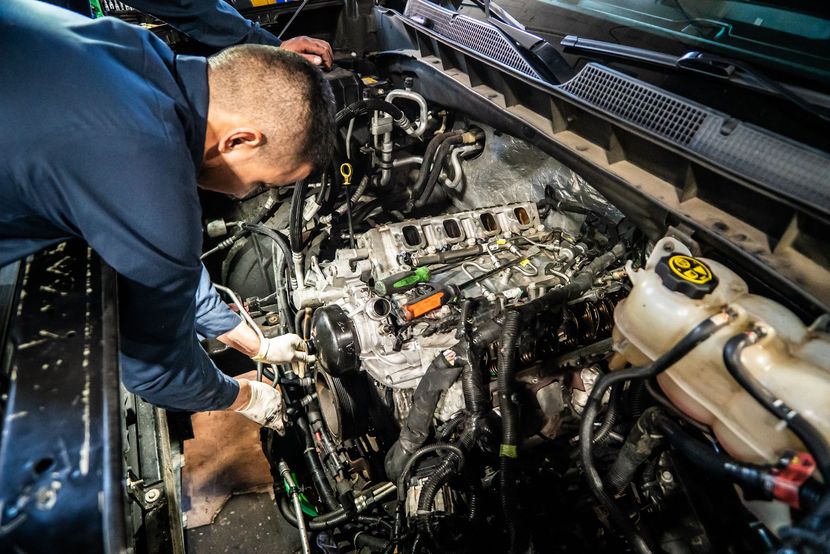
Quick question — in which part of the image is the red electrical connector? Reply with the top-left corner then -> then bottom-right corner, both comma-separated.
767,451 -> 816,509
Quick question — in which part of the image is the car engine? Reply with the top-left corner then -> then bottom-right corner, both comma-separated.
201,74 -> 830,554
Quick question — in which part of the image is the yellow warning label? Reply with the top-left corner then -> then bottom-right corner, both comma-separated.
668,255 -> 713,285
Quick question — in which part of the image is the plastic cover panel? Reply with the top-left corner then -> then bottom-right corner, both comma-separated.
691,118 -> 830,210
558,64 -> 830,215
558,64 -> 707,146
404,0 -> 541,79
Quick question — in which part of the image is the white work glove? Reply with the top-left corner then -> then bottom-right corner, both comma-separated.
235,380 -> 286,434
252,333 -> 314,364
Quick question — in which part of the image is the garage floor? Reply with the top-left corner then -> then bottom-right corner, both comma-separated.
182,370 -> 301,553
185,492 -> 301,554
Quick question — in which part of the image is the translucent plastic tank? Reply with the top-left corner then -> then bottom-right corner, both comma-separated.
612,237 -> 830,464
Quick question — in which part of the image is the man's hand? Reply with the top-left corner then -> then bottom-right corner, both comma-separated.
253,333 -> 313,364
232,379 -> 285,434
280,36 -> 333,70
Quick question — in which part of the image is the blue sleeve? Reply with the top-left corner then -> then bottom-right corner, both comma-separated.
195,264 -> 242,338
29,133 -> 239,412
124,0 -> 281,48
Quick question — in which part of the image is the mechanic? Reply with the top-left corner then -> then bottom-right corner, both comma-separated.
0,0 -> 336,432
46,0 -> 334,69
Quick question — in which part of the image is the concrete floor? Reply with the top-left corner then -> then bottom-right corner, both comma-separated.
185,492 -> 302,554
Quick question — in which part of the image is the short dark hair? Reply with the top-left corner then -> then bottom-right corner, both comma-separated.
207,44 -> 335,173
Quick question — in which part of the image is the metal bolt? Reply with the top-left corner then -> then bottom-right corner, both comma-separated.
266,314 -> 279,325
144,489 -> 161,503
660,470 -> 674,483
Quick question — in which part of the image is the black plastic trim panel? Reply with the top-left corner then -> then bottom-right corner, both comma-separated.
557,64 -> 830,216
404,0 -> 541,79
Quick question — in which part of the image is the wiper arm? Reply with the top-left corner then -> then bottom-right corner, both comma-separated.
561,35 -> 830,125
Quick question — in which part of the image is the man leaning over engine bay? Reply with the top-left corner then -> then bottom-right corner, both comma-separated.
0,0 -> 336,431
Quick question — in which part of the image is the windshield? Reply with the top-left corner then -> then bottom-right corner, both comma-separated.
492,0 -> 830,85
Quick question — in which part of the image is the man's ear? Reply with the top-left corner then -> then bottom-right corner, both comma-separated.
217,127 -> 265,155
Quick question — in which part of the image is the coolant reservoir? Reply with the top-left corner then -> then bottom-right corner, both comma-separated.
612,237 -> 830,464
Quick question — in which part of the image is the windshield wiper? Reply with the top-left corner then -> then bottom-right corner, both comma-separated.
561,35 -> 830,125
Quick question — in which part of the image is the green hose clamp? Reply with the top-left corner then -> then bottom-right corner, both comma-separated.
283,473 -> 319,517
500,444 -> 518,458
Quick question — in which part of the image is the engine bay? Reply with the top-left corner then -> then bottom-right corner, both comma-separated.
200,67 -> 830,554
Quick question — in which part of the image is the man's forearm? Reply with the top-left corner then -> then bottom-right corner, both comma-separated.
217,322 -> 261,411
217,320 -> 262,357
228,377 -> 252,410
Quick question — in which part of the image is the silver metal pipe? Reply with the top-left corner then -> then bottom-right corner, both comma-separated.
279,461 -> 311,554
380,129 -> 394,187
215,283 -> 280,379
292,252 -> 305,290
385,90 -> 429,137
392,155 -> 423,167
213,284 -> 264,341
445,144 -> 482,189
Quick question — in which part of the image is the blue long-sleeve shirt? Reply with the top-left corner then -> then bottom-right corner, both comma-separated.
121,0 -> 281,48
46,0 -> 281,47
0,0 -> 246,411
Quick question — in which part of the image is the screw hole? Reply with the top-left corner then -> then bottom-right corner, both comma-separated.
33,457 -> 54,475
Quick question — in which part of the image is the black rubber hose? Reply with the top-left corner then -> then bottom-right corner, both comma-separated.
415,429 -> 475,548
351,198 -> 384,224
438,413 -> 466,442
415,461 -> 456,543
466,482 -> 482,525
294,309 -> 305,340
629,380 -> 647,420
537,197 -> 596,216
658,416 -> 826,514
201,190 -> 281,260
354,532 -> 391,552
335,99 -> 410,131
414,134 -> 466,208
723,331 -> 830,538
497,309 -> 523,554
606,407 -> 665,494
723,332 -> 830,486
395,443 -> 465,505
292,101 -> 401,255
384,351 -> 464,481
315,171 -> 330,205
407,131 -> 462,210
461,351 -> 487,419
289,179 -> 309,254
518,242 -> 626,322
295,415 -> 340,512
279,496 -> 354,531
241,223 -> 295,331
578,313 -> 732,554
656,415 -> 764,485
592,384 -> 620,446
470,318 -> 504,351
242,223 -> 294,279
